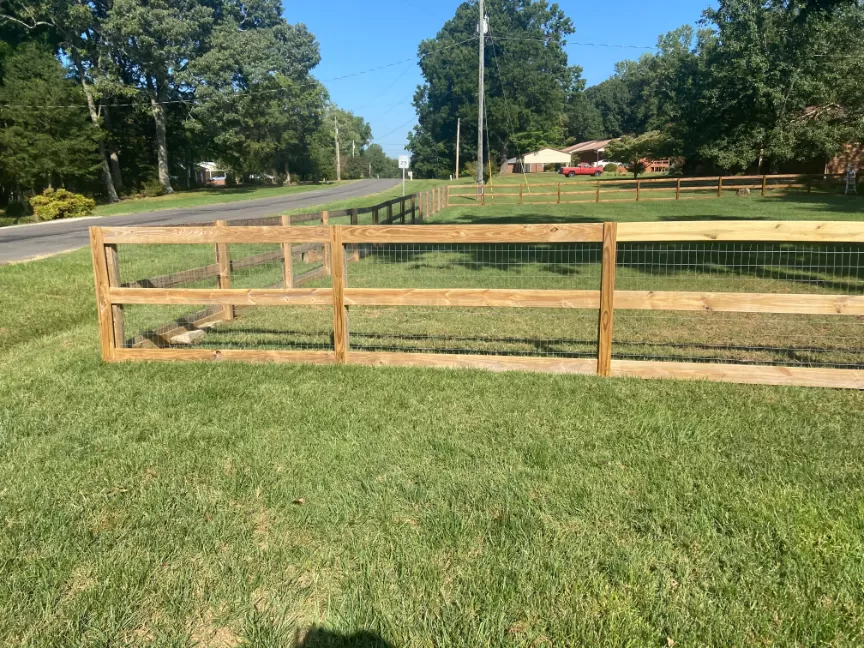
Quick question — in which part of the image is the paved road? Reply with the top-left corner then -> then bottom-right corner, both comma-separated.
0,178 -> 400,263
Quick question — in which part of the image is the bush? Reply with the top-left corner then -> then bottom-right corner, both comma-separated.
29,189 -> 96,221
140,178 -> 165,198
5,201 -> 30,219
604,163 -> 619,174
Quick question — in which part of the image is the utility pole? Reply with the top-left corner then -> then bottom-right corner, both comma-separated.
456,117 -> 461,179
476,0 -> 486,188
352,139 -> 356,158
334,115 -> 341,181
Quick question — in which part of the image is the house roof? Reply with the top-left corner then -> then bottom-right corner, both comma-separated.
505,148 -> 572,164
561,139 -> 617,154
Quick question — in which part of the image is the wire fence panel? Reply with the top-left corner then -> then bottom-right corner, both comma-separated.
614,242 -> 864,369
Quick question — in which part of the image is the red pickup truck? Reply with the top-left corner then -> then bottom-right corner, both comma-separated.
558,164 -> 602,177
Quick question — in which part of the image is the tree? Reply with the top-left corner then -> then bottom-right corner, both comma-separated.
0,42 -> 100,200
409,0 -> 575,177
565,66 -> 604,143
605,131 -> 670,178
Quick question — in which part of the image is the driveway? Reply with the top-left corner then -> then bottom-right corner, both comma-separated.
0,178 -> 400,264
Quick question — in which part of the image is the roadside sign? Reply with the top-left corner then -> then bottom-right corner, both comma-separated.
399,156 -> 410,169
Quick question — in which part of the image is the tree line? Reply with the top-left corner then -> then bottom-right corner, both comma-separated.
410,0 -> 864,178
0,0 -> 400,207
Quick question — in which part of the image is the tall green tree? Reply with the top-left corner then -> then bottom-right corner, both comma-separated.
409,0 -> 575,178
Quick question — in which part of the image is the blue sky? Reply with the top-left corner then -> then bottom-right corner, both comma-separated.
284,0 -> 708,157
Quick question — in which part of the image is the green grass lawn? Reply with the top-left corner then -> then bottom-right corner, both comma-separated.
2,189 -> 864,646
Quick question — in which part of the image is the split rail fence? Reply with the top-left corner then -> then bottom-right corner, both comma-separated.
91,218 -> 864,389
447,173 -> 853,206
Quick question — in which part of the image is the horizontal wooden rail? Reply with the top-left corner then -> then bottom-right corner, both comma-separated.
614,291 -> 864,315
340,224 -> 604,243
616,221 -> 864,243
348,351 -> 597,375
102,225 -> 331,244
110,287 -> 334,306
343,289 -> 600,308
115,348 -> 336,364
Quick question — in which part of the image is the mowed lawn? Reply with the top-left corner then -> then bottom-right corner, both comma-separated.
1,189 -> 864,646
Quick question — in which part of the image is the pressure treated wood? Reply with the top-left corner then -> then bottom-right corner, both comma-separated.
614,291 -> 864,315
348,351 -> 597,375
343,288 -> 600,308
281,215 -> 293,287
114,348 -> 335,365
610,360 -> 864,390
214,220 -> 234,321
101,226 -> 331,244
110,287 -> 334,306
617,221 -> 864,243
122,264 -> 221,289
90,228 -> 116,361
330,227 -> 348,362
340,224 -> 604,243
293,265 -> 329,287
104,244 -> 126,349
597,222 -> 617,376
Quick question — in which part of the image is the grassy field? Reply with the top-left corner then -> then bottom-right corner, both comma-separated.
2,186 -> 864,646
0,182 -> 353,227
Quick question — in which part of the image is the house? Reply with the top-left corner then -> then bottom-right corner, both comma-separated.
561,139 -> 617,166
501,148 -> 573,174
196,162 -> 227,186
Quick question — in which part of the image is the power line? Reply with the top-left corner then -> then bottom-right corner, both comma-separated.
372,116 -> 417,142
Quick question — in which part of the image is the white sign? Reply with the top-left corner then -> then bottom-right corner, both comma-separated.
398,156 -> 410,169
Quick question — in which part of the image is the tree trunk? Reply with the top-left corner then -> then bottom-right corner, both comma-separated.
102,107 -> 124,192
150,94 -> 174,194
73,56 -> 119,203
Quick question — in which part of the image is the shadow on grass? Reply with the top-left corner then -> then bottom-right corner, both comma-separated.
296,627 -> 394,648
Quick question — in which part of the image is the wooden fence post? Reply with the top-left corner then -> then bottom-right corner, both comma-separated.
373,206 -> 379,225
717,176 -> 723,198
214,219 -> 234,321
330,226 -> 348,363
597,221 -> 618,377
481,185 -> 485,206
519,185 -> 523,205
557,183 -> 561,204
761,175 -> 767,197
104,243 -> 126,351
636,180 -> 641,202
321,211 -> 331,275
676,178 -> 681,200
90,228 -> 116,361
350,208 -> 360,260
282,215 -> 297,284
445,185 -> 450,208
595,180 -> 601,203
400,197 -> 406,224
410,196 -> 416,224
386,201 -> 393,223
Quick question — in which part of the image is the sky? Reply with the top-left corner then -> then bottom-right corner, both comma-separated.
284,0 -> 709,158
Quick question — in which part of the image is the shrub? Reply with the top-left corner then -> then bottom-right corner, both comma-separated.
29,189 -> 96,221
140,178 -> 165,198
604,163 -> 619,174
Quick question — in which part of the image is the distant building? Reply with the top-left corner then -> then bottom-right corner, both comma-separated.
561,139 -> 617,166
196,162 -> 227,186
501,148 -> 573,174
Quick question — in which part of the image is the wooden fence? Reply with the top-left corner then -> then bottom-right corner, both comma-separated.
91,219 -> 864,389
446,173 -> 853,206
93,189 -> 447,349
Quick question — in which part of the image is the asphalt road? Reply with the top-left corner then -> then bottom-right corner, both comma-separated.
0,178 -> 400,264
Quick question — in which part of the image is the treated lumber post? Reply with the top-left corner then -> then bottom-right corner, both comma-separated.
214,219 -> 234,321
387,201 -> 393,223
557,183 -> 561,204
445,185 -> 450,207
636,180 -> 641,202
519,185 -> 523,205
676,178 -> 681,200
761,175 -> 767,197
104,244 -> 126,350
330,226 -> 348,363
90,227 -> 117,361
717,176 -> 723,198
597,221 -> 618,377
350,208 -> 360,260
400,197 -> 406,224
281,214 -> 293,287
595,180 -> 601,203
481,185 -> 485,206
321,211 -> 331,275
410,197 -> 416,224
373,206 -> 379,225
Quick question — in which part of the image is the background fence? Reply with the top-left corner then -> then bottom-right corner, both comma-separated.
447,173 -> 855,206
91,219 -> 864,389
